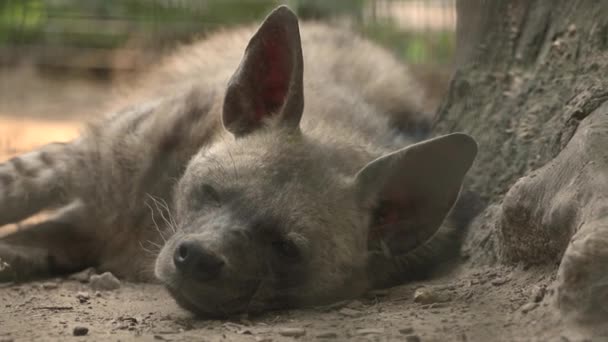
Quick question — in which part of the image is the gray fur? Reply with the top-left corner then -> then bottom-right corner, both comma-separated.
0,6 -> 476,316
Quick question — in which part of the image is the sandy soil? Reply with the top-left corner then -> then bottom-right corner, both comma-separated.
0,265 -> 601,342
0,69 -> 604,342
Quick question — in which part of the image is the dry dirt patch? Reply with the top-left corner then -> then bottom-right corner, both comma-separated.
0,265 -> 599,342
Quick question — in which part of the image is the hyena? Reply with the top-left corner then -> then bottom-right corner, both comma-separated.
0,6 -> 477,316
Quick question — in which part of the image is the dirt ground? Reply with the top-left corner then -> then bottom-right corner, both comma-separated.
0,69 -> 604,342
0,265 -> 601,342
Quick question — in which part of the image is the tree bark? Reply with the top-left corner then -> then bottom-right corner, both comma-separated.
437,0 -> 608,321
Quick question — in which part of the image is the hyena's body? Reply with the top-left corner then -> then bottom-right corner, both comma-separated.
0,7 -> 476,316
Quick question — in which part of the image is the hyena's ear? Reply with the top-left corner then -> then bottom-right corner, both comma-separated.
355,133 -> 478,256
222,6 -> 304,137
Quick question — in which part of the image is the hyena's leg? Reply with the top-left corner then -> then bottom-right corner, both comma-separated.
0,141 -> 80,226
0,200 -> 98,282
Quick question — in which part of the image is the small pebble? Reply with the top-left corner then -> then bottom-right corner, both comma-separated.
531,285 -> 546,303
413,288 -> 448,304
278,328 -> 306,338
491,277 -> 510,286
428,303 -> 448,309
73,326 -> 89,336
90,272 -> 120,291
69,268 -> 96,283
521,302 -> 538,314
406,335 -> 421,342
355,328 -> 383,336
76,291 -> 90,303
338,308 -> 363,317
42,282 -> 58,290
346,300 -> 364,309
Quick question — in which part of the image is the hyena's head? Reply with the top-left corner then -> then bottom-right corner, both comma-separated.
155,6 -> 477,317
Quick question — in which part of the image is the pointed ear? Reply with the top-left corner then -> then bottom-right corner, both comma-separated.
355,133 -> 478,256
222,6 -> 304,137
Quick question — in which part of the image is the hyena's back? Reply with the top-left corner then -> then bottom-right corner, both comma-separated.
0,22 -> 427,281
135,23 -> 426,128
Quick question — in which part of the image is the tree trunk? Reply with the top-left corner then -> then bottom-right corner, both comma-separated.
437,0 -> 608,321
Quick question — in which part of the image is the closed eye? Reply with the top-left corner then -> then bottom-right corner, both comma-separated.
194,183 -> 221,207
250,217 -> 302,263
272,238 -> 301,262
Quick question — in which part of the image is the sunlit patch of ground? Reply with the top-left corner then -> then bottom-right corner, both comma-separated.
0,116 -> 82,160
0,67 -> 107,238
0,65 -> 113,161
0,117 -> 81,238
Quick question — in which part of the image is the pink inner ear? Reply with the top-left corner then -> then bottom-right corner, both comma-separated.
368,196 -> 416,242
254,30 -> 291,120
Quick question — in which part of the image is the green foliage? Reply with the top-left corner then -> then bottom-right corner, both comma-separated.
0,0 -> 46,44
361,20 -> 454,66
288,0 -> 365,20
0,0 -> 279,47
0,0 -> 454,66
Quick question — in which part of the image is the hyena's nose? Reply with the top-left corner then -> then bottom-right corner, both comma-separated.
173,240 -> 225,281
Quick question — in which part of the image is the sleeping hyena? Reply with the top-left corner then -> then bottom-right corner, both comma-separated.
0,6 -> 477,316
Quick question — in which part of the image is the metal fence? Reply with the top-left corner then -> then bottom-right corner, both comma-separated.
0,0 -> 455,73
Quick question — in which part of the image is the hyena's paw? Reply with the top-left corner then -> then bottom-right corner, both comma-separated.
0,255 -> 12,282
0,245 -> 19,282
0,143 -> 74,226
0,243 -> 50,282
0,159 -> 34,226
0,163 -> 15,223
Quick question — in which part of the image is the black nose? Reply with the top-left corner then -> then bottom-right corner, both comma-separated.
173,240 -> 225,281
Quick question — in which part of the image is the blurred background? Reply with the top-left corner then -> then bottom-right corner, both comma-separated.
0,0 -> 456,158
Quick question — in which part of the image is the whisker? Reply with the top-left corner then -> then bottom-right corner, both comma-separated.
227,149 -> 239,180
154,196 -> 179,233
145,193 -> 179,234
139,241 -> 161,256
146,239 -> 163,250
149,195 -> 177,234
145,199 -> 167,243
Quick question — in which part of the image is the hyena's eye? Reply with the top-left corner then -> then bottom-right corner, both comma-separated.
193,183 -> 221,207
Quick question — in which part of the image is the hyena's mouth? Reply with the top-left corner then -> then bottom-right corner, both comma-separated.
163,278 -> 270,317
161,259 -> 298,317
155,242 -> 263,316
